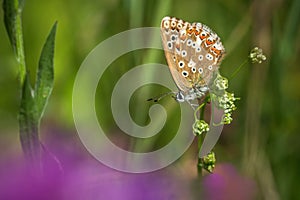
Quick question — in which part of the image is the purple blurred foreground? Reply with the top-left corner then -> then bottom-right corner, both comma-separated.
0,133 -> 193,200
0,133 -> 256,200
203,164 -> 256,200
0,154 -> 192,200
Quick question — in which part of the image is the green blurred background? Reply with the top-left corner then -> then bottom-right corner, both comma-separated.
0,0 -> 299,199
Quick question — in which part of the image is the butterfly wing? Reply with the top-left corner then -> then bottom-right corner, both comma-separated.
161,17 -> 225,91
160,17 -> 193,92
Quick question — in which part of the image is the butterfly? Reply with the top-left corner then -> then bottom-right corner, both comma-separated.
160,16 -> 225,105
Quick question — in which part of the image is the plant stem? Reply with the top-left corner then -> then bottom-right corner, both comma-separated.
196,98 -> 207,177
11,1 -> 41,172
15,7 -> 26,85
197,137 -> 203,177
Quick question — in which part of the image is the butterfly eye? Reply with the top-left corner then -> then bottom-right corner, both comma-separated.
181,50 -> 187,57
187,39 -> 192,46
198,55 -> 203,61
208,65 -> 213,70
196,47 -> 201,52
176,92 -> 185,102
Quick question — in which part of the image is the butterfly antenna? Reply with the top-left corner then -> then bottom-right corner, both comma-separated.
147,92 -> 175,103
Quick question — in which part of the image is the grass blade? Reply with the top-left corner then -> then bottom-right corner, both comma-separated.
35,22 -> 57,120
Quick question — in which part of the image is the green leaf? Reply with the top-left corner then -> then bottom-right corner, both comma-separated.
3,0 -> 24,54
35,22 -> 57,120
19,73 -> 41,166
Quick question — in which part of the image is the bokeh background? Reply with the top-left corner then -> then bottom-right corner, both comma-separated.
0,0 -> 299,199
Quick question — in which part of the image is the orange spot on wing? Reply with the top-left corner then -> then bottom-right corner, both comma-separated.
199,34 -> 208,40
214,49 -> 221,55
206,39 -> 214,45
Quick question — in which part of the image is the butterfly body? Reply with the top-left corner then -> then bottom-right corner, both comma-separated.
175,86 -> 209,103
160,16 -> 225,104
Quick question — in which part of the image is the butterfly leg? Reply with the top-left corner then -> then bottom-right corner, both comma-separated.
186,100 -> 199,110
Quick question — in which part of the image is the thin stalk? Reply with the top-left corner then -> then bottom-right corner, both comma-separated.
229,59 -> 248,80
196,99 -> 207,177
